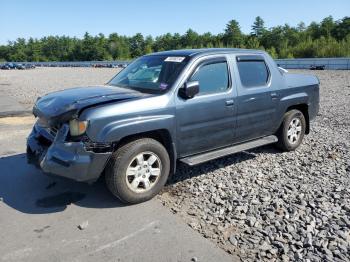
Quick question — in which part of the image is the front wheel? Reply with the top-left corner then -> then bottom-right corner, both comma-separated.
105,138 -> 170,204
276,109 -> 306,151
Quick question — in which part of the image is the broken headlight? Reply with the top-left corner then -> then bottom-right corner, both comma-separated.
69,119 -> 88,136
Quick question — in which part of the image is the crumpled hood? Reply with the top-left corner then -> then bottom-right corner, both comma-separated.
33,85 -> 147,124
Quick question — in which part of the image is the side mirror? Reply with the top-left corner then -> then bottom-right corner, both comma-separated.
179,81 -> 199,99
278,66 -> 288,74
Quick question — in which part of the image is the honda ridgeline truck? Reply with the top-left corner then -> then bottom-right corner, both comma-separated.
27,48 -> 320,204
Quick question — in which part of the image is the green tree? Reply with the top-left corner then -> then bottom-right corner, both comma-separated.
153,33 -> 175,51
223,20 -> 244,47
9,38 -> 27,61
0,15 -> 349,62
307,22 -> 322,39
26,37 -> 42,61
297,22 -> 306,32
320,16 -> 335,38
245,36 -> 260,49
251,16 -> 266,38
108,33 -> 131,59
0,45 -> 10,61
129,33 -> 145,58
332,17 -> 350,40
144,35 -> 154,54
182,29 -> 199,48
78,32 -> 108,60
266,47 -> 278,58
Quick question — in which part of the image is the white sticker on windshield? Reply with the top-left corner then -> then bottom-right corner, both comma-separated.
164,56 -> 185,63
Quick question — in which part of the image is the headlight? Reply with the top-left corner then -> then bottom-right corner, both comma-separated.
69,119 -> 88,136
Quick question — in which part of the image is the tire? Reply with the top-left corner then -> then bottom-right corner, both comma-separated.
105,138 -> 170,204
276,109 -> 306,151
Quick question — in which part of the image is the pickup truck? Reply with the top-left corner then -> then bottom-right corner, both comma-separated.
27,48 -> 320,204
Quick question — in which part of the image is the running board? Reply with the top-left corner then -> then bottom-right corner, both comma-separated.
180,135 -> 278,166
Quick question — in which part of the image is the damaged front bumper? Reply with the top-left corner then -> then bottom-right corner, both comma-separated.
27,123 -> 112,183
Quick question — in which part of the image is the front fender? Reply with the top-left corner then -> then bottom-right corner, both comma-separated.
97,114 -> 176,143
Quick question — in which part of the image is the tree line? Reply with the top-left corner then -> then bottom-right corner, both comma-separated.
0,16 -> 349,62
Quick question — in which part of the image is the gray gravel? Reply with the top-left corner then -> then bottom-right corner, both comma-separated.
159,70 -> 350,261
0,67 -> 119,109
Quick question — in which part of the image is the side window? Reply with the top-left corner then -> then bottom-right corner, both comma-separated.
189,61 -> 229,95
237,60 -> 269,87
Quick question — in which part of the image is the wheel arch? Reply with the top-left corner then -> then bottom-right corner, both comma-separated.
114,129 -> 177,176
285,104 -> 310,134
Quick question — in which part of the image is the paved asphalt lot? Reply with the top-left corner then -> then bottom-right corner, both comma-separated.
0,116 -> 235,262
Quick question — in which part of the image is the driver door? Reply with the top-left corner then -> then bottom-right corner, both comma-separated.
175,56 -> 236,157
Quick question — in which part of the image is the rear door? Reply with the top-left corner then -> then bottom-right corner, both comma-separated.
233,54 -> 278,142
175,55 -> 236,157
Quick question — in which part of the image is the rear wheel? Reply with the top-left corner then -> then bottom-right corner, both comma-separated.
105,138 -> 170,204
276,109 -> 306,151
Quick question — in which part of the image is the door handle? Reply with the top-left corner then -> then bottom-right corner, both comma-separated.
245,97 -> 256,102
271,92 -> 279,99
225,99 -> 234,106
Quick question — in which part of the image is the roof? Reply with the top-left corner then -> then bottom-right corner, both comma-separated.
148,48 -> 264,58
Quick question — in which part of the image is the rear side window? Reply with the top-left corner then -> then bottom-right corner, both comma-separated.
237,60 -> 269,87
189,61 -> 229,95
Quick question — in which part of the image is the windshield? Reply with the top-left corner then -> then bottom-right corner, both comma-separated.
108,55 -> 189,93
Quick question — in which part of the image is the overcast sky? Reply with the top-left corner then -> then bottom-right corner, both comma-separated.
1,0 -> 349,44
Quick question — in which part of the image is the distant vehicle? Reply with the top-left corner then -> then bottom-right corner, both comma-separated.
93,63 -> 105,68
15,63 -> 26,70
0,63 -> 32,70
1,63 -> 16,69
310,65 -> 325,70
8,63 -> 16,69
0,64 -> 11,70
25,64 -> 36,69
27,48 -> 320,204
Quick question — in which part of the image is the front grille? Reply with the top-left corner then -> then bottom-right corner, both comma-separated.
37,134 -> 52,147
36,117 -> 60,140
34,122 -> 59,142
48,126 -> 58,137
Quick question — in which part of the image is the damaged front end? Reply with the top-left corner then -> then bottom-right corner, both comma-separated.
26,85 -> 146,182
27,119 -> 112,183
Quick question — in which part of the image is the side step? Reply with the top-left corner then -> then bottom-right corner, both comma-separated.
180,135 -> 278,166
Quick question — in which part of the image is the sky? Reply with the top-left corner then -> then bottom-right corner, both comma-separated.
0,0 -> 349,44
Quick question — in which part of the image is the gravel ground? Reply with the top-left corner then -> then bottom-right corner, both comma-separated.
1,68 -> 349,261
0,67 -> 119,109
159,70 -> 350,261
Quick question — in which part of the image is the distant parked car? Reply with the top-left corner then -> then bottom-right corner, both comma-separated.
0,64 -> 11,70
3,63 -> 16,69
1,63 -> 18,69
25,64 -> 36,69
1,62 -> 36,70
119,63 -> 128,68
93,63 -> 105,68
310,65 -> 325,70
15,63 -> 26,70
